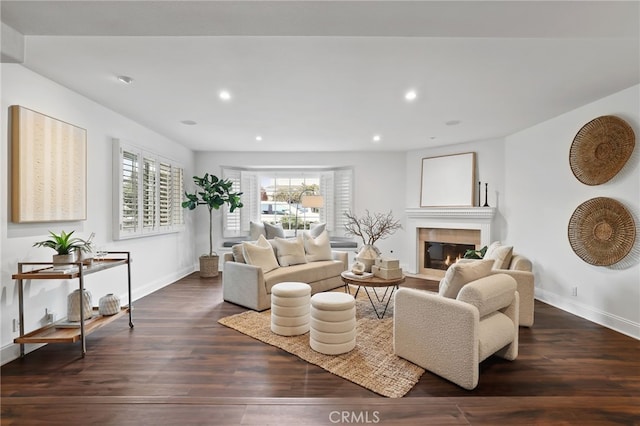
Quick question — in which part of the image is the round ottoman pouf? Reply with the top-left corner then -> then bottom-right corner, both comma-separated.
309,292 -> 356,355
271,282 -> 312,336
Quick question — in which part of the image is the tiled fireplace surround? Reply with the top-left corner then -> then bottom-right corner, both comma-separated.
405,207 -> 497,275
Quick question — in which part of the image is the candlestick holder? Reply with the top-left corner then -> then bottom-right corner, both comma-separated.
483,183 -> 489,207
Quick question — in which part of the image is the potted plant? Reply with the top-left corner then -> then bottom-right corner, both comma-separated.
182,173 -> 243,278
343,210 -> 402,272
33,230 -> 93,269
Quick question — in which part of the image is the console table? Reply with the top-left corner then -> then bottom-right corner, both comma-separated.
12,251 -> 134,358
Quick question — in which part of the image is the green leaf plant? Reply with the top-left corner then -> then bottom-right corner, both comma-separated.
182,173 -> 243,257
33,230 -> 93,255
463,245 -> 488,259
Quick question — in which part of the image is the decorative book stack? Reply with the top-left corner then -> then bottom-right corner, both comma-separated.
372,258 -> 403,280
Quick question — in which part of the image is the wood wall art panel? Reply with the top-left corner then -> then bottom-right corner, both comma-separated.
11,105 -> 87,222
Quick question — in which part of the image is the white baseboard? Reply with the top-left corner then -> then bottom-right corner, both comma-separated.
536,288 -> 640,340
1,265 -> 196,366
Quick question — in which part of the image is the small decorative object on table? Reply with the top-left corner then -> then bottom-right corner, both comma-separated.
67,289 -> 93,321
351,261 -> 365,275
372,257 -> 403,280
344,210 -> 402,272
99,293 -> 121,316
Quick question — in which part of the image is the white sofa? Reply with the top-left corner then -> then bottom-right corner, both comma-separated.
222,236 -> 348,311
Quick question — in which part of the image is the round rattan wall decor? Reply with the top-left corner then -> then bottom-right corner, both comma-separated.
568,197 -> 636,266
569,115 -> 635,185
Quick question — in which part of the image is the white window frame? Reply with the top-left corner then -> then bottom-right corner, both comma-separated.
113,139 -> 184,240
221,166 -> 353,238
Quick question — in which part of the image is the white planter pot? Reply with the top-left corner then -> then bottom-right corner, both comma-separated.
53,253 -> 77,270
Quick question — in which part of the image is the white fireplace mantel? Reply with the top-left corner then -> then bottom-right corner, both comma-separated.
405,207 -> 496,221
404,207 -> 496,274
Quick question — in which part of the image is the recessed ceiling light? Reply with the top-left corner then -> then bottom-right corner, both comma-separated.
256,135 -> 263,141
404,90 -> 417,101
181,120 -> 197,126
445,120 -> 461,126
372,134 -> 382,143
219,90 -> 232,101
117,75 -> 133,84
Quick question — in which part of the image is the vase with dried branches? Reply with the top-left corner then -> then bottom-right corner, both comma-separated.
343,210 -> 402,272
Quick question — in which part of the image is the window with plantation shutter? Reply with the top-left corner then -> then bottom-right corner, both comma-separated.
113,139 -> 184,240
172,166 -> 184,226
222,168 -> 243,237
220,166 -> 354,240
332,168 -> 353,237
119,147 -> 140,236
142,156 -> 157,231
159,161 -> 172,228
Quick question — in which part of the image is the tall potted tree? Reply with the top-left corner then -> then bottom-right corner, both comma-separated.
182,173 -> 243,278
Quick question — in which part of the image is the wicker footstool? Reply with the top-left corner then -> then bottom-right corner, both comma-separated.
309,292 -> 356,355
270,282 -> 312,336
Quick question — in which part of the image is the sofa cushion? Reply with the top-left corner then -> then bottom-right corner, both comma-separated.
456,274 -> 517,317
273,236 -> 308,267
264,222 -> 285,239
438,259 -> 495,299
484,241 -> 513,269
250,221 -> 266,240
242,235 -> 280,273
231,243 -> 245,263
309,222 -> 326,238
303,230 -> 333,262
264,260 -> 345,293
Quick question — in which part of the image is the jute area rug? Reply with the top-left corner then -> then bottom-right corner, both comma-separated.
218,286 -> 424,398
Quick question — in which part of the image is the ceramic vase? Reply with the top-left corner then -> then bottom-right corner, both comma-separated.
351,261 -> 365,275
99,293 -> 121,316
67,289 -> 93,321
356,244 -> 381,273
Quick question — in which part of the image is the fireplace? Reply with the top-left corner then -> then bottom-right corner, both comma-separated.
424,241 -> 476,270
418,227 -> 480,273
405,207 -> 496,275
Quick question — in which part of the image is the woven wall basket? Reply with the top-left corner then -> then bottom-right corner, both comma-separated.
569,115 -> 635,185
568,197 -> 636,266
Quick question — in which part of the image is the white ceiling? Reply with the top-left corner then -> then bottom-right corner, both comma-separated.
2,1 -> 639,152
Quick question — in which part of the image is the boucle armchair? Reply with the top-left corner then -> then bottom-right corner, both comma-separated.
394,274 -> 519,390
461,242 -> 535,327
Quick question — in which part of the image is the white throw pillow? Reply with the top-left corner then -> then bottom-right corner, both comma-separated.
484,241 -> 513,269
303,230 -> 333,262
250,221 -> 266,241
438,258 -> 495,299
273,236 -> 308,267
309,222 -> 326,238
264,222 -> 285,239
242,235 -> 280,273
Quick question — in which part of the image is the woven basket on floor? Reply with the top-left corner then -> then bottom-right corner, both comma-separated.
199,255 -> 219,278
569,115 -> 635,186
568,197 -> 636,266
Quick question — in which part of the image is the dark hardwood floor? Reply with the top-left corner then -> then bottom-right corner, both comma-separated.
2,273 -> 639,425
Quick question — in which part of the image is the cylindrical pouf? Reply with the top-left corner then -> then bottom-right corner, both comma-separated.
99,293 -> 121,316
271,282 -> 311,336
310,292 -> 356,355
67,289 -> 93,321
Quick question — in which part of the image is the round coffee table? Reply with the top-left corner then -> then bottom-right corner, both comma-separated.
340,271 -> 405,319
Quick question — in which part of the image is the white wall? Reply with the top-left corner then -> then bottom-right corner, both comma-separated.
1,64 -> 196,363
505,85 -> 639,338
192,151 -> 407,262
